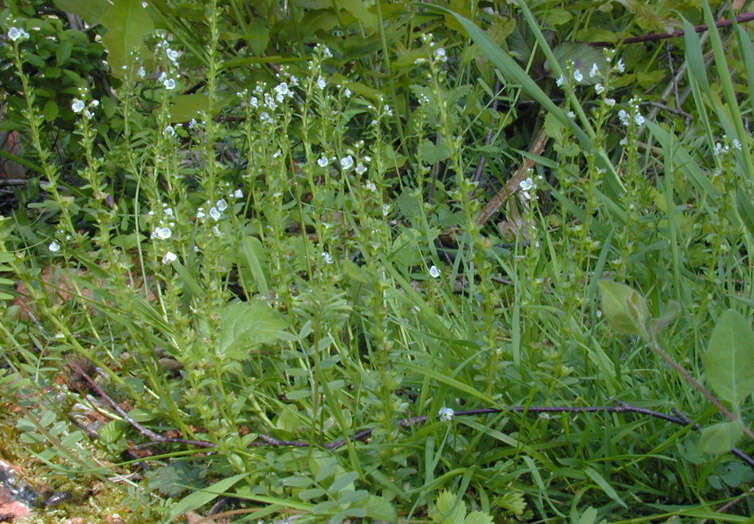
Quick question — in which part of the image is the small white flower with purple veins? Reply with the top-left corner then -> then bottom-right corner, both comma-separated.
162,251 -> 177,264
322,252 -> 334,265
8,27 -> 29,42
166,49 -> 179,63
355,163 -> 367,175
595,83 -> 605,95
618,109 -> 630,126
429,265 -> 441,278
573,69 -> 583,83
196,207 -> 205,219
209,206 -> 221,221
344,87 -> 352,98
365,181 -> 377,192
605,98 -> 616,107
589,63 -> 599,78
164,125 -> 175,137
163,77 -> 176,90
438,407 -> 454,421
317,76 -> 326,90
520,178 -> 534,192
154,227 -> 172,240
556,75 -> 564,87
340,155 -> 354,170
317,155 -> 329,168
71,99 -> 85,113
233,189 -> 243,199
634,112 -> 645,126
382,203 -> 391,216
216,199 -> 228,212
49,241 -> 60,253
616,57 -> 625,73
434,47 -> 447,62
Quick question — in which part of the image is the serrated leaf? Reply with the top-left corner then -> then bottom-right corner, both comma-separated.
431,490 -> 466,523
598,280 -> 649,340
357,495 -> 397,522
100,0 -> 154,78
703,309 -> 754,406
698,421 -> 744,455
465,511 -> 495,524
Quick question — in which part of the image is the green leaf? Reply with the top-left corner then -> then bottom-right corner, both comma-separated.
42,100 -> 59,122
218,301 -> 292,359
465,511 -> 494,524
431,490 -> 466,523
357,495 -> 397,522
100,0 -> 154,78
54,0 -> 111,24
703,309 -> 754,406
239,236 -> 269,297
584,467 -> 626,508
418,140 -> 452,164
495,491 -> 526,516
598,280 -> 650,340
698,421 -> 744,455
163,473 -> 248,524
550,43 -> 608,85
339,0 -> 378,32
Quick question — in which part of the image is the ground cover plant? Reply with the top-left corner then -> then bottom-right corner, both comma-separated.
1,0 -> 754,522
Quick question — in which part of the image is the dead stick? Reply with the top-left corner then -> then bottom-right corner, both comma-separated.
476,127 -> 549,227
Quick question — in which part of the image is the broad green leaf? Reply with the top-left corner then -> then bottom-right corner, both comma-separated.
357,495 -> 397,522
100,0 -> 154,78
339,0 -> 378,32
649,300 -> 681,336
54,0 -> 110,24
698,421 -> 744,455
169,95 -> 210,122
598,280 -> 649,340
418,140 -> 452,164
239,236 -> 270,297
163,473 -> 248,524
218,301 -> 292,359
703,309 -> 754,406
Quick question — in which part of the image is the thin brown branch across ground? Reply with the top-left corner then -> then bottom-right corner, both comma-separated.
476,127 -> 549,227
589,11 -> 754,47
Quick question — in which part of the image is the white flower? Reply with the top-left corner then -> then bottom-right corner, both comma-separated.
137,66 -> 146,78
162,251 -> 177,264
355,163 -> 367,175
154,227 -> 172,240
438,407 -> 454,421
196,207 -> 205,219
317,155 -> 329,168
616,57 -> 625,73
164,125 -> 175,137
260,112 -> 272,123
233,189 -> 243,199
618,109 -> 630,126
48,241 -> 60,252
250,96 -> 259,108
142,1 -> 148,7
322,252 -> 334,265
340,155 -> 354,170
556,75 -> 564,87
344,87 -> 352,98
317,76 -> 326,90
573,69 -> 583,83
634,112 -> 645,126
365,181 -> 377,192
567,111 -> 575,119
71,99 -> 85,113
163,77 -> 176,90
209,206 -> 221,220
595,83 -> 605,94
216,198 -> 228,212
382,203 -> 391,216
605,98 -> 616,107
520,177 -> 534,191
433,47 -> 447,62
733,138 -> 742,150
166,49 -> 179,63
429,265 -> 441,278
7,27 -> 29,42
589,63 -> 599,78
